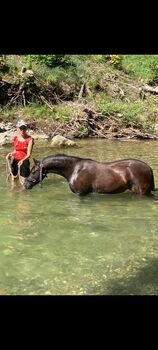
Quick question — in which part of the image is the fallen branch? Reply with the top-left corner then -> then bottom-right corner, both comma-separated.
40,95 -> 54,110
78,84 -> 85,100
51,123 -> 63,137
78,83 -> 91,100
4,90 -> 21,109
140,84 -> 158,94
104,77 -> 140,90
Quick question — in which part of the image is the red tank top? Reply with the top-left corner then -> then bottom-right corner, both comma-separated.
13,135 -> 32,160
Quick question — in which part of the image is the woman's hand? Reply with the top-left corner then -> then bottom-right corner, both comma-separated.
18,160 -> 23,166
6,152 -> 12,160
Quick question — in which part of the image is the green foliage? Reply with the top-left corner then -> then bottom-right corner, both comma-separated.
2,54 -> 158,134
143,120 -> 155,132
93,92 -> 145,123
5,55 -> 23,73
47,67 -> 66,83
52,103 -> 83,122
27,55 -> 74,68
26,55 -> 107,87
30,105 -> 52,119
17,104 -> 53,120
149,59 -> 158,82
5,103 -> 83,122
121,55 -> 158,82
19,76 -> 35,90
77,125 -> 89,137
109,55 -> 123,69
26,56 -> 33,69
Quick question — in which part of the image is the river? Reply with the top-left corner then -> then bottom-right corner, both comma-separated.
1,138 -> 158,295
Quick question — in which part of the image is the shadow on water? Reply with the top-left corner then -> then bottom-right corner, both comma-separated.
89,257 -> 158,295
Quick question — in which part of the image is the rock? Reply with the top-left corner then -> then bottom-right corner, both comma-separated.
51,135 -> 76,147
0,130 -> 16,145
2,135 -> 9,145
29,130 -> 49,140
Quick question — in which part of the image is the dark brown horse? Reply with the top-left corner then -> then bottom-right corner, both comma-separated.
24,154 -> 155,195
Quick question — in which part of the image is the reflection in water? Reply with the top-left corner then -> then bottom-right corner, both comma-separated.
0,139 -> 158,295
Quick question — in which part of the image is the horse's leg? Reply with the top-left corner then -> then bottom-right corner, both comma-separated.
127,167 -> 152,195
69,173 -> 92,195
69,183 -> 91,195
131,184 -> 143,195
131,182 -> 152,195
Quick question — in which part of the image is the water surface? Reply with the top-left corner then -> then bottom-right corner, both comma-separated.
1,139 -> 158,295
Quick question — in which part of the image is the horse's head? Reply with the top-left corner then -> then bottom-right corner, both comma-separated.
24,158 -> 47,189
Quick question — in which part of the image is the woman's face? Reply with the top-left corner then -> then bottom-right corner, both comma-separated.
17,126 -> 27,136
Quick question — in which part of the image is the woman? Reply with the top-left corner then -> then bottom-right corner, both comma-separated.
6,120 -> 34,183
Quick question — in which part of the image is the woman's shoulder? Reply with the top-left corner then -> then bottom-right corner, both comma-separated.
26,135 -> 34,140
26,135 -> 34,143
13,135 -> 17,141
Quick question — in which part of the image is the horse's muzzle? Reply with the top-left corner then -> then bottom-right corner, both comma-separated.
23,179 -> 33,189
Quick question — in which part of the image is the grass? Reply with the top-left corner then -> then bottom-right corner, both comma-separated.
121,55 -> 158,82
0,102 -> 84,123
1,55 -> 158,134
91,93 -> 144,116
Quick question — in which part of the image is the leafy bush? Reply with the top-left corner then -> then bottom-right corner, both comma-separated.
77,125 -> 89,137
27,55 -> 74,68
109,55 -> 123,69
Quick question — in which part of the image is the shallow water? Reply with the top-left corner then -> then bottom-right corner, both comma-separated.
1,139 -> 158,295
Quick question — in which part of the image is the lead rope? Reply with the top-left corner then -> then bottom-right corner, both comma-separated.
6,158 -> 24,186
6,158 -> 13,181
39,161 -> 43,187
18,163 -> 25,186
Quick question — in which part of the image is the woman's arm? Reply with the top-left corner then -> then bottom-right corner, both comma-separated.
6,136 -> 16,159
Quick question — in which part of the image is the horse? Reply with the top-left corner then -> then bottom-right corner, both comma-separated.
23,153 -> 155,196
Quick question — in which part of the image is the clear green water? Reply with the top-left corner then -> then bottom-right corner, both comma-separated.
1,139 -> 158,295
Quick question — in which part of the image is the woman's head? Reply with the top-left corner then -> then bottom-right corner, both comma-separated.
16,120 -> 28,134
16,120 -> 27,129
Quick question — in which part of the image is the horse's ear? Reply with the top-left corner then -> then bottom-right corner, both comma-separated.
33,158 -> 39,166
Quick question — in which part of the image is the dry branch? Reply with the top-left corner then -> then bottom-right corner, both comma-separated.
78,84 -> 85,100
140,84 -> 158,94
40,95 -> 54,110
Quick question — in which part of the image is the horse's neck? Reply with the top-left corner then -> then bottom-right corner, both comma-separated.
43,157 -> 75,179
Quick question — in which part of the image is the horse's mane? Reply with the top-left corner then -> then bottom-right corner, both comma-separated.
43,154 -> 93,162
41,154 -> 151,167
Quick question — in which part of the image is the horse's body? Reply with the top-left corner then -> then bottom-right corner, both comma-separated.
24,154 -> 155,195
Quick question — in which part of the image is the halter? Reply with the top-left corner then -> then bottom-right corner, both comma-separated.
39,160 -> 43,186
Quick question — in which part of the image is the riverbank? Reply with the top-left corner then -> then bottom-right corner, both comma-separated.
1,55 -> 158,144
1,102 -> 158,146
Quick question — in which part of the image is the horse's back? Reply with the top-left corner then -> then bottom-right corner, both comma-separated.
91,158 -> 155,195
